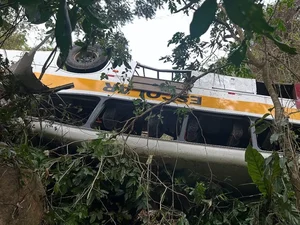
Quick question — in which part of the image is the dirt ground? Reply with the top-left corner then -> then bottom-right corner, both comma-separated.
0,163 -> 45,225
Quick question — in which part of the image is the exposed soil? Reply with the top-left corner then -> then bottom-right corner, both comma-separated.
0,163 -> 45,225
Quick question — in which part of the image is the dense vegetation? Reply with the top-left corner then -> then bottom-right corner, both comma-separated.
1,0 -> 300,224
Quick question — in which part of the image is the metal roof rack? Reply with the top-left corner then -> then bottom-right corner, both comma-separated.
131,63 -> 191,94
134,62 -> 191,81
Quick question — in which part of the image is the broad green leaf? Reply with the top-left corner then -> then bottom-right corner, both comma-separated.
124,60 -> 132,69
54,182 -> 60,193
270,152 -> 281,181
86,192 -> 95,205
177,216 -> 190,225
84,6 -> 109,29
24,3 -> 52,24
76,0 -> 95,7
255,113 -> 271,125
74,40 -> 86,47
136,185 -> 144,199
280,201 -> 300,224
223,0 -> 274,34
265,33 -> 297,55
190,0 -> 217,39
112,58 -> 122,68
69,6 -> 79,31
228,40 -> 247,67
255,122 -> 270,134
55,0 -> 72,63
19,0 -> 40,5
261,113 -> 271,120
276,19 -> 287,32
90,214 -> 96,223
193,182 -> 206,205
264,152 -> 282,195
82,18 -> 92,34
245,145 -> 267,195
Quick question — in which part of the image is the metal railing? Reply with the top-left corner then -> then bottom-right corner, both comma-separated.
135,62 -> 191,81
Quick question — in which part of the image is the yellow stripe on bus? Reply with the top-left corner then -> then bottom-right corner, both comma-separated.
35,73 -> 300,121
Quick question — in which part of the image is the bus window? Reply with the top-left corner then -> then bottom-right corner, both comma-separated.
38,94 -> 100,126
185,111 -> 251,148
145,107 -> 183,140
92,99 -> 143,134
92,99 -> 183,140
254,120 -> 300,151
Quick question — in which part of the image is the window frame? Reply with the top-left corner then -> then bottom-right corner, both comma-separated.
90,97 -> 188,139
251,117 -> 300,152
40,93 -> 103,128
183,110 -> 253,148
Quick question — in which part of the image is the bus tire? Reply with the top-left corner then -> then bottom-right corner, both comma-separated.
64,45 -> 109,73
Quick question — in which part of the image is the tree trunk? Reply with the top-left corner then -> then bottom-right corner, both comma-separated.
261,63 -> 300,209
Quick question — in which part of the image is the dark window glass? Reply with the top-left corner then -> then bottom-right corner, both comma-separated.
92,99 -> 183,140
255,119 -> 279,151
185,111 -> 251,148
255,119 -> 300,151
38,94 -> 100,126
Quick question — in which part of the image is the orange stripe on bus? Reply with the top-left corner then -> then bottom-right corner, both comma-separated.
35,72 -> 300,121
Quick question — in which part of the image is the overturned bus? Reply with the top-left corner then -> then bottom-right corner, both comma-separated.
4,46 -> 300,191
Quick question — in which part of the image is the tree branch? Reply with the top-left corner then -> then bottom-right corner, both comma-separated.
214,18 -> 239,41
174,0 -> 197,13
267,51 -> 300,81
112,63 -> 230,139
39,45 -> 58,80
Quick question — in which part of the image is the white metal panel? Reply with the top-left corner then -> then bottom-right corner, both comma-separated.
1,49 -> 24,63
3,49 -> 299,123
1,49 -> 138,82
30,120 -> 272,167
31,120 -> 270,188
192,71 -> 257,94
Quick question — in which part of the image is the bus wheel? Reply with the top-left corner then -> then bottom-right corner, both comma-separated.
63,45 -> 109,73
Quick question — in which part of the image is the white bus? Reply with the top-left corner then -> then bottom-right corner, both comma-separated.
4,46 -> 300,190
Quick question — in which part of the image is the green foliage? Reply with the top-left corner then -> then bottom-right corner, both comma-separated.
223,0 -> 296,55
244,145 -> 300,224
223,0 -> 274,34
265,33 -> 297,54
159,81 -> 177,95
44,137 -> 148,224
55,0 -> 72,62
24,2 -> 52,24
160,32 -> 207,70
133,98 -> 151,116
2,1 -> 300,225
190,0 -> 217,39
0,80 -> 300,225
0,31 -> 30,50
245,145 -> 268,195
245,144 -> 287,199
0,0 -> 167,61
228,40 -> 248,67
163,0 -> 297,72
209,57 -> 254,78
192,182 -> 206,205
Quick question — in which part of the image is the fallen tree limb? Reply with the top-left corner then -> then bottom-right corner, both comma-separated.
6,32 -> 73,94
